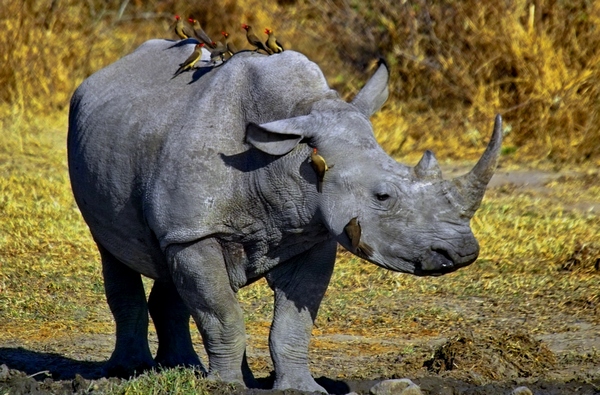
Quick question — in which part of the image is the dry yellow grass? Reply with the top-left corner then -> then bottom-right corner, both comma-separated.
0,0 -> 599,383
1,111 -> 597,346
0,3 -> 599,394
2,0 -> 600,162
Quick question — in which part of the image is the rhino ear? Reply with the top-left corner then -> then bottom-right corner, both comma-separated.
246,116 -> 311,156
351,59 -> 390,117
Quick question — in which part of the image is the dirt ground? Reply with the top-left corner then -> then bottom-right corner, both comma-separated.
1,167 -> 599,395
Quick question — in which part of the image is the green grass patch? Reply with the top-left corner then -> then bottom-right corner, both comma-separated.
107,368 -> 229,395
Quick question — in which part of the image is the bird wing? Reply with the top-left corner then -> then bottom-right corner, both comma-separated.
227,40 -> 238,54
357,242 -> 374,258
266,36 -> 276,52
275,38 -> 284,51
181,49 -> 200,67
248,33 -> 262,47
246,33 -> 268,53
173,48 -> 201,77
175,22 -> 189,39
196,28 -> 214,48
182,25 -> 195,39
210,42 -> 227,60
344,222 -> 361,249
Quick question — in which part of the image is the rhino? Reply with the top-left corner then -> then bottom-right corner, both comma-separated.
67,39 -> 502,392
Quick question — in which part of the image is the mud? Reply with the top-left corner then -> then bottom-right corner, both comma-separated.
2,317 -> 599,394
1,372 -> 599,395
1,331 -> 599,395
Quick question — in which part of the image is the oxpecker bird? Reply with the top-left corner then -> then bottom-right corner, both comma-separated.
242,24 -> 271,54
264,28 -> 284,53
172,43 -> 204,78
222,31 -> 238,56
209,41 -> 228,63
344,217 -> 374,258
189,17 -> 215,48
310,147 -> 331,193
174,15 -> 193,40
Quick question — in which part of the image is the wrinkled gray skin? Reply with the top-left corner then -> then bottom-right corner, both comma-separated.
68,39 -> 502,392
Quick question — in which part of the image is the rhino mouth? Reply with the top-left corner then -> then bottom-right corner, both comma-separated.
413,245 -> 478,277
417,248 -> 455,276
373,242 -> 479,276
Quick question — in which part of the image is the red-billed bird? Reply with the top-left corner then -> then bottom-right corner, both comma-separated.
344,217 -> 374,258
242,24 -> 271,54
209,41 -> 227,63
310,147 -> 331,193
189,17 -> 215,48
264,28 -> 284,53
174,15 -> 193,40
221,31 -> 238,56
172,43 -> 204,78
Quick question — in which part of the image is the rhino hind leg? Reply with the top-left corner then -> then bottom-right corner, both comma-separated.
265,240 -> 337,393
166,238 -> 255,387
98,244 -> 155,378
148,280 -> 204,370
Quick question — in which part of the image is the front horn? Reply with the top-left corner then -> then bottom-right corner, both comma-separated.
453,114 -> 503,216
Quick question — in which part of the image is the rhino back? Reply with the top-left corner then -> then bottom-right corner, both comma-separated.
68,39 -> 334,277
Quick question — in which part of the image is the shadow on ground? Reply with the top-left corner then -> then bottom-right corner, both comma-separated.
0,347 -> 356,394
2,346 -> 600,395
0,347 -> 103,380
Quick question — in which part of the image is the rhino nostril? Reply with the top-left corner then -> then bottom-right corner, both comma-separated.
432,247 -> 454,267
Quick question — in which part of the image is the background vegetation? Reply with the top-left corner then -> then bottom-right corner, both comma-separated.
2,0 -> 600,163
0,0 -> 599,391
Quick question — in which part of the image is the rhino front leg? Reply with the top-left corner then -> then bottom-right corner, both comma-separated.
148,280 -> 204,370
166,239 -> 254,386
98,243 -> 155,377
265,240 -> 337,393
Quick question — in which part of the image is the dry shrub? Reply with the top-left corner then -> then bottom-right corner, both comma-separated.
269,0 -> 600,162
1,0 -> 600,162
560,242 -> 600,273
424,330 -> 557,382
0,0 -> 161,118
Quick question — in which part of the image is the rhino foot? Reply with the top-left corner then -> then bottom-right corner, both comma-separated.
102,354 -> 156,378
273,372 -> 327,394
206,371 -> 246,388
154,352 -> 204,371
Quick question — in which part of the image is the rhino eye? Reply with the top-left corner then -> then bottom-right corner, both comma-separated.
376,193 -> 390,201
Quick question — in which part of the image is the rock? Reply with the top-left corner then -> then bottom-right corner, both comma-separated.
512,386 -> 533,395
369,378 -> 423,395
400,385 -> 423,395
0,364 -> 9,381
437,387 -> 456,395
370,378 -> 412,394
72,373 -> 89,393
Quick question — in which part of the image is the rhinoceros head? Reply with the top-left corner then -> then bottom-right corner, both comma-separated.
246,61 -> 501,276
